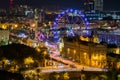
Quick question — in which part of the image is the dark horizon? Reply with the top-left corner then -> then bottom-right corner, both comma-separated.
0,0 -> 120,11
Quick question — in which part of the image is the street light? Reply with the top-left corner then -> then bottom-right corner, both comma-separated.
31,23 -> 36,28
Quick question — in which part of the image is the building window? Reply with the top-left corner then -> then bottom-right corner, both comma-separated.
67,48 -> 70,54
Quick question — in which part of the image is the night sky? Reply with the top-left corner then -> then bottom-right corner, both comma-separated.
0,0 -> 120,10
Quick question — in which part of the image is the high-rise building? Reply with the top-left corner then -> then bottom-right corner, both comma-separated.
84,0 -> 103,12
9,0 -> 13,8
84,0 -> 94,12
0,29 -> 9,45
94,0 -> 103,11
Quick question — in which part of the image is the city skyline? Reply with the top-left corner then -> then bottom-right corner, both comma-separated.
0,0 -> 120,10
0,0 -> 120,80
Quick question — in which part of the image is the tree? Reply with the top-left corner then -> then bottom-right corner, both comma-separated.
0,43 -> 49,71
106,52 -> 120,80
0,70 -> 24,80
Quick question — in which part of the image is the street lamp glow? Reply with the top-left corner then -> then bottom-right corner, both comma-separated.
31,23 -> 36,27
14,24 -> 18,28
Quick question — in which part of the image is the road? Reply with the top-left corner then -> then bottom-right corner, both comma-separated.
41,40 -> 108,73
42,55 -> 107,73
10,32 -> 107,73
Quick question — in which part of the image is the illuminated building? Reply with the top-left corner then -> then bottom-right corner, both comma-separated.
94,0 -> 103,12
84,0 -> 120,20
0,29 -> 9,45
84,0 -> 94,12
62,36 -> 107,68
84,0 -> 103,12
80,29 -> 120,46
98,31 -> 120,45
107,44 -> 119,54
107,44 -> 120,69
